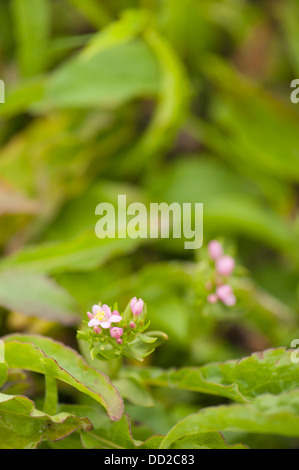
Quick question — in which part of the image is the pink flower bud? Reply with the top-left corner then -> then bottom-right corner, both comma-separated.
216,284 -> 233,301
116,338 -> 123,345
222,294 -> 236,307
130,297 -> 144,316
130,321 -> 136,329
208,240 -> 223,260
207,294 -> 218,304
216,284 -> 236,306
110,327 -> 123,340
216,256 -> 235,276
93,326 -> 101,334
87,311 -> 94,320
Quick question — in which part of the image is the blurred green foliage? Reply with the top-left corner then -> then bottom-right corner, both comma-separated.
0,0 -> 298,449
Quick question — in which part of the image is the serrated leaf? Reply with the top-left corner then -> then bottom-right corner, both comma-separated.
2,334 -> 124,421
135,348 -> 299,403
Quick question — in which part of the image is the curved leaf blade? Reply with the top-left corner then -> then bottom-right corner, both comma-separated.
160,390 -> 299,448
136,348 -> 298,403
0,392 -> 91,449
2,334 -> 124,421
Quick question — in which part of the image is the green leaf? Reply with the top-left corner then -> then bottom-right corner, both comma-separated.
113,376 -> 154,407
123,331 -> 168,362
117,27 -> 190,176
170,433 -> 247,450
0,271 -> 79,325
160,390 -> 299,448
11,0 -> 50,76
135,348 -> 299,403
2,334 -> 124,421
147,157 -> 295,255
0,363 -> 8,388
58,405 -> 163,449
202,57 -> 299,182
0,231 -> 144,274
66,0 -> 110,29
38,39 -> 160,110
0,392 -> 91,449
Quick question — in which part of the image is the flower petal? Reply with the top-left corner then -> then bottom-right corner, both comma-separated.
87,312 -> 94,320
110,315 -> 122,323
92,305 -> 102,316
88,318 -> 101,327
100,321 -> 111,329
102,304 -> 111,317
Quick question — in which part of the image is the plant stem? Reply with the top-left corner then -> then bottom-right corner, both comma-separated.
43,366 -> 58,416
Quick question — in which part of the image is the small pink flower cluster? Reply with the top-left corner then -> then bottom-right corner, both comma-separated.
206,240 -> 236,307
87,296 -> 144,345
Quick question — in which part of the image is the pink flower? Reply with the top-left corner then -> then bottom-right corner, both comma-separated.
222,294 -> 236,307
87,304 -> 122,329
216,284 -> 236,307
208,240 -> 223,260
110,327 -> 123,340
207,294 -> 218,304
130,297 -> 144,316
216,255 -> 235,277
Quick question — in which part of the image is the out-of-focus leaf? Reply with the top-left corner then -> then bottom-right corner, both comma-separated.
38,40 -> 160,110
113,376 -> 154,407
0,78 -> 45,118
0,364 -> 8,388
135,348 -> 298,403
66,0 -> 110,29
160,390 -> 299,448
147,157 -> 296,255
0,392 -> 91,449
201,57 -> 299,182
280,0 -> 299,75
0,271 -> 79,325
2,334 -> 124,421
0,231 -> 146,274
84,9 -> 149,58
0,184 -> 39,216
117,28 -> 189,176
11,0 -> 50,76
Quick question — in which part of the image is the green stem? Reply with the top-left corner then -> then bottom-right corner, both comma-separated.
43,364 -> 58,416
